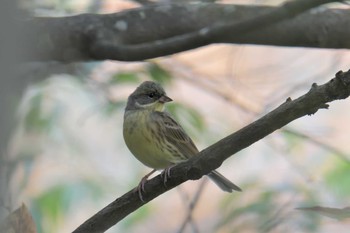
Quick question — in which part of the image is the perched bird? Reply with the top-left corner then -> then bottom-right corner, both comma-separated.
123,81 -> 241,200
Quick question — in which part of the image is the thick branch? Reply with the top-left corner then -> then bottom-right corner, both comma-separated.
73,70 -> 350,233
21,0 -> 348,62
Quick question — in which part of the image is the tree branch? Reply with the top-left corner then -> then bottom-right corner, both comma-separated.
20,0 -> 347,62
73,69 -> 350,233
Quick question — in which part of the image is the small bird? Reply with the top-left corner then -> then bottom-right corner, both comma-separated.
123,81 -> 241,200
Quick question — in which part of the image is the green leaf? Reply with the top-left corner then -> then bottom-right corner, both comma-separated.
147,63 -> 172,85
325,159 -> 350,197
183,107 -> 205,132
31,181 -> 104,233
166,103 -> 205,134
103,100 -> 125,115
24,94 -> 51,132
217,191 -> 274,228
31,185 -> 68,233
218,190 -> 321,232
110,72 -> 140,84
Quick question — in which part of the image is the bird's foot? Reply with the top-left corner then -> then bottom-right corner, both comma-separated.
135,169 -> 156,202
161,165 -> 175,187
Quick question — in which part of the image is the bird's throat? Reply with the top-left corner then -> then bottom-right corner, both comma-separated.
154,102 -> 165,111
136,101 -> 165,112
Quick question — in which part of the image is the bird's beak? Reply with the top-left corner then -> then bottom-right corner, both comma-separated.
159,95 -> 172,103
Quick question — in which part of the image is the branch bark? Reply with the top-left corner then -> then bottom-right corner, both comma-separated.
20,0 -> 348,62
73,69 -> 350,233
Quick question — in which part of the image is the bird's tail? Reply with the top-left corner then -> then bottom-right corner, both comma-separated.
207,170 -> 242,192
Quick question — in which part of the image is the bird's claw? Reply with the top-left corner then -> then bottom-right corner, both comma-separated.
135,176 -> 148,202
135,169 -> 156,202
161,165 -> 175,187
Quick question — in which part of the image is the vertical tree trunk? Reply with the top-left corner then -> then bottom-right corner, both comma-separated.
0,1 -> 26,220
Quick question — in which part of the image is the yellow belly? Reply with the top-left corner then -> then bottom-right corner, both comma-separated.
123,110 -> 173,169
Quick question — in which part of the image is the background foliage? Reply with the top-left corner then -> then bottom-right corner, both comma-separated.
4,0 -> 350,233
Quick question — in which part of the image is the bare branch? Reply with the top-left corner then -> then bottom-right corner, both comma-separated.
73,70 -> 350,233
20,0 -> 347,62
282,128 -> 350,163
177,180 -> 206,233
130,0 -> 154,5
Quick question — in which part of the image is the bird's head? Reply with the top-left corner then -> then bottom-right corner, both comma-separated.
126,81 -> 172,111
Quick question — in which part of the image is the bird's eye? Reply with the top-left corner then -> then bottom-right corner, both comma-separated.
148,92 -> 156,98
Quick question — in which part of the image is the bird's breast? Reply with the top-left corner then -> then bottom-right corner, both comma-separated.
123,110 -> 173,169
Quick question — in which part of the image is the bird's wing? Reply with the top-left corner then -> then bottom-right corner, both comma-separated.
151,111 -> 199,159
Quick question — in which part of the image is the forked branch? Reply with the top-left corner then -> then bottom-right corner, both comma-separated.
73,70 -> 350,233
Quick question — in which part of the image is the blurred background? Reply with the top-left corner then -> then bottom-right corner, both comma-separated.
4,0 -> 350,232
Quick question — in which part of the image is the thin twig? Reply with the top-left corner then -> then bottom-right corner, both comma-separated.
282,128 -> 350,164
177,179 -> 207,233
163,59 -> 258,114
260,195 -> 297,233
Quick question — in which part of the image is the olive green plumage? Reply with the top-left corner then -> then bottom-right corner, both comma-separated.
123,81 -> 241,193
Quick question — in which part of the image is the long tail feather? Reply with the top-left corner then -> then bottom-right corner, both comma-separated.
207,170 -> 242,192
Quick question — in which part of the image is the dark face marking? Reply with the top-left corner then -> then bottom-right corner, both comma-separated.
126,81 -> 167,110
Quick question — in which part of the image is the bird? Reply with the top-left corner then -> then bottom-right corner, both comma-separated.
123,81 -> 241,201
